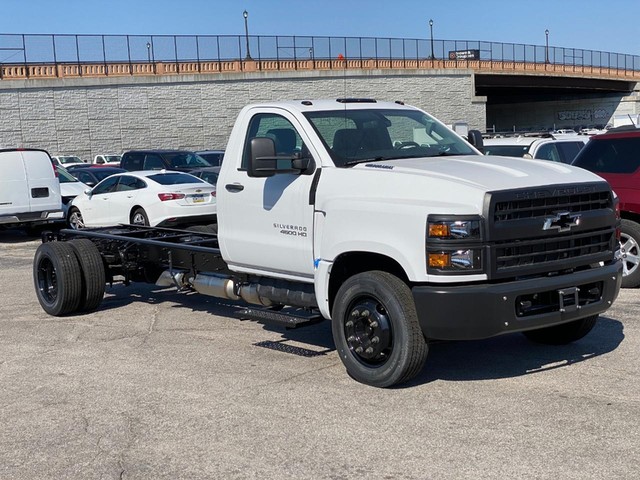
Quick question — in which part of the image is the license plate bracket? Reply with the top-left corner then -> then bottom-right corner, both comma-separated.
558,286 -> 580,313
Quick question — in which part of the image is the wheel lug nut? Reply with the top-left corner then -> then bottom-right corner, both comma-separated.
351,310 -> 359,317
347,335 -> 355,342
370,321 -> 378,328
361,310 -> 370,317
365,347 -> 374,354
346,321 -> 353,328
355,347 -> 363,354
371,336 -> 379,344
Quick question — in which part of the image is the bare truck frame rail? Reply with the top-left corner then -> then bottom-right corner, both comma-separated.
35,225 -> 320,327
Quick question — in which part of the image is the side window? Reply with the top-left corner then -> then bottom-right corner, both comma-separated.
535,143 -> 560,162
557,142 -> 585,164
144,154 -> 165,170
117,176 -> 146,192
92,176 -> 119,195
242,113 -> 304,170
122,152 -> 144,170
76,171 -> 93,184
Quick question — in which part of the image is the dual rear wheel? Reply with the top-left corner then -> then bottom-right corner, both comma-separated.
33,239 -> 106,316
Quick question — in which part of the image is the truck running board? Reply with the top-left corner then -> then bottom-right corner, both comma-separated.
236,307 -> 324,329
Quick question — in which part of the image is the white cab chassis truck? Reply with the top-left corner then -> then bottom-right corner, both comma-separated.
32,99 -> 622,387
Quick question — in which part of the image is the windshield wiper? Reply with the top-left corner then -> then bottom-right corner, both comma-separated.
343,157 -> 390,167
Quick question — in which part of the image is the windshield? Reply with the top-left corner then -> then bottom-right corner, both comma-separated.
165,153 -> 211,168
304,108 -> 477,167
59,156 -> 83,164
56,167 -> 79,183
148,172 -> 207,185
104,155 -> 121,163
483,145 -> 530,157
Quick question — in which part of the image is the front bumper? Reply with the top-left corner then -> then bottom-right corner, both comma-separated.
413,261 -> 622,341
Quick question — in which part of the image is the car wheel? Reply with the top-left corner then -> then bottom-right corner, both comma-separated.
522,315 -> 598,345
332,271 -> 428,388
131,208 -> 149,226
68,207 -> 85,230
33,242 -> 83,316
620,219 -> 640,288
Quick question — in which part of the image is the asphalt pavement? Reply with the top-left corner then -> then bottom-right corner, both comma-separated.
0,229 -> 638,479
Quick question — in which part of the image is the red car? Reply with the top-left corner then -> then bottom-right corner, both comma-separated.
572,126 -> 640,287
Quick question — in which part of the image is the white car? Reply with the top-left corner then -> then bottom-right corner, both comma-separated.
56,166 -> 89,220
51,155 -> 86,168
68,170 -> 217,229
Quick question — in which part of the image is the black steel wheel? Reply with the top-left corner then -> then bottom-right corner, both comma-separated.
68,239 -> 106,312
523,315 -> 598,345
332,271 -> 428,387
620,219 -> 640,288
33,242 -> 83,316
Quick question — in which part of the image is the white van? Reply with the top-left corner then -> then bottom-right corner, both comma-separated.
0,148 -> 64,229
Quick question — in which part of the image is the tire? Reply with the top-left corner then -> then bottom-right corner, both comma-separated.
68,239 -> 106,312
68,207 -> 85,230
620,219 -> 640,288
522,315 -> 598,345
33,242 -> 83,316
131,208 -> 149,226
331,271 -> 428,388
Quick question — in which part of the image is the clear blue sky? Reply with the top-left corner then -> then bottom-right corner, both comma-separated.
2,0 -> 639,55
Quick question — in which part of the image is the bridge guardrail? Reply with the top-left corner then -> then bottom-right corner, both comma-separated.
1,34 -> 639,80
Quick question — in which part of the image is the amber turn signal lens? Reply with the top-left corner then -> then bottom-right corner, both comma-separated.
428,253 -> 450,268
428,223 -> 450,238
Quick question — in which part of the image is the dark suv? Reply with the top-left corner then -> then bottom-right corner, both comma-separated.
120,150 -> 212,173
572,127 -> 640,287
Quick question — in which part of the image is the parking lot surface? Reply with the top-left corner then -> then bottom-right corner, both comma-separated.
1,230 -> 639,479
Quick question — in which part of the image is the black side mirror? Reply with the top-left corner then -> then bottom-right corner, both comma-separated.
248,137 -> 278,178
467,130 -> 484,153
248,137 -> 315,177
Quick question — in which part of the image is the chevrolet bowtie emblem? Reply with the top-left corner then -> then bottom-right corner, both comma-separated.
543,211 -> 581,232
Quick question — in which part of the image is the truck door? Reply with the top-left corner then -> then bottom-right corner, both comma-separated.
219,111 -> 316,279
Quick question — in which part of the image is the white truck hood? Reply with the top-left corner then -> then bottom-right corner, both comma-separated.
352,154 -> 604,191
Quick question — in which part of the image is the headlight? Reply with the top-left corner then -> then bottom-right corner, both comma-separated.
427,215 -> 485,274
427,219 -> 481,240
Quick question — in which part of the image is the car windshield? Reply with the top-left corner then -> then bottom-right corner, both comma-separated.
148,172 -> 206,185
93,169 -> 123,182
304,108 -> 477,167
165,153 -> 211,168
56,167 -> 79,183
104,155 -> 121,163
483,145 -> 530,157
59,156 -> 82,164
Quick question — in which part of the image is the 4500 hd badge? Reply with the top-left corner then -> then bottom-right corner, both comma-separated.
273,223 -> 308,237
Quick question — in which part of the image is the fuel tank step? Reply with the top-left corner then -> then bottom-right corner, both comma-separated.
236,307 -> 324,329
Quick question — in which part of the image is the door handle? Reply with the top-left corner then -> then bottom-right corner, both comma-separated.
225,183 -> 244,192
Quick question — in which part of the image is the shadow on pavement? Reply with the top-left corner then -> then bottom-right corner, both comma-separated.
404,315 -> 624,386
0,225 -> 63,244
79,282 -> 625,385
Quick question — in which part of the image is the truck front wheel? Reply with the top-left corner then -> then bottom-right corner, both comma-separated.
522,315 -> 598,345
332,271 -> 428,388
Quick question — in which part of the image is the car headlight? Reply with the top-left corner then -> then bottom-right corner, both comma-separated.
426,216 -> 485,274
